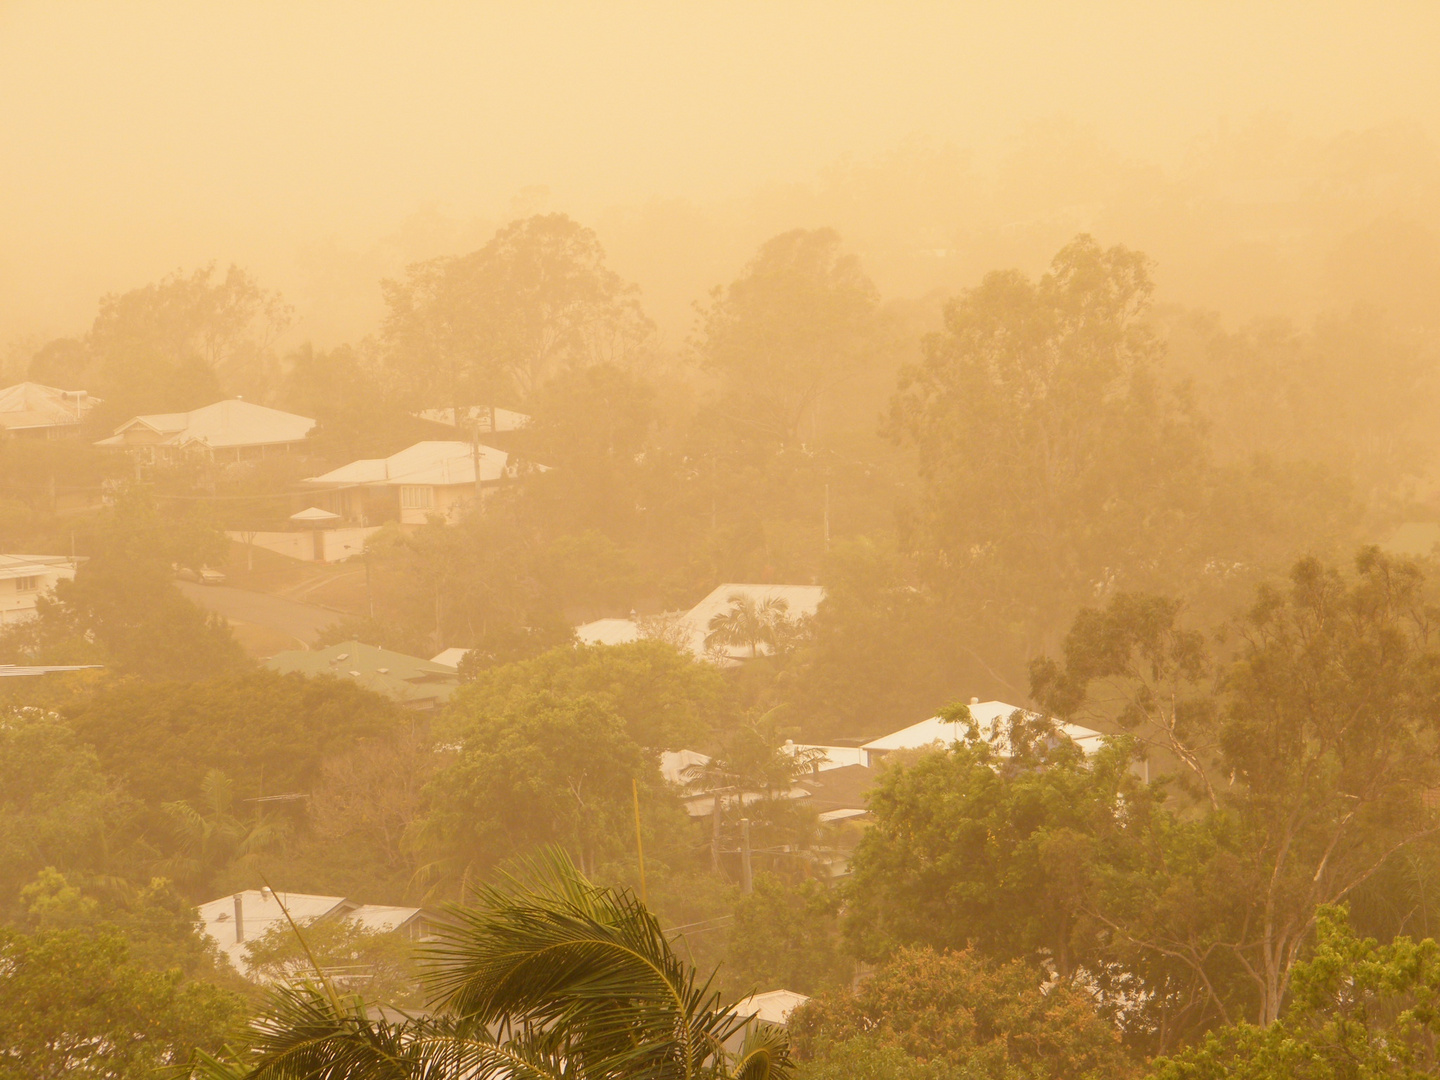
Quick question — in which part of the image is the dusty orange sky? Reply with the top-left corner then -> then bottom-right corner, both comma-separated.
3,1 -> 1439,345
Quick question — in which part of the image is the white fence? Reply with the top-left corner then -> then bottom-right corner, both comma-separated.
227,526 -> 381,563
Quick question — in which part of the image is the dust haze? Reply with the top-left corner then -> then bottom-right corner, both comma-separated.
5,2 -> 1440,347
8,5 -> 1440,1075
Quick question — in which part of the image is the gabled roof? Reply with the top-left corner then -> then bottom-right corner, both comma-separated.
264,640 -> 459,706
734,989 -> 810,1026
660,748 -> 711,786
304,440 -> 511,487
0,553 -> 76,581
862,700 -> 1105,757
679,583 -> 825,660
197,889 -> 425,976
199,890 -> 355,972
0,382 -> 97,431
97,399 -> 315,449
575,617 -> 644,647
416,406 -> 530,433
0,664 -> 104,677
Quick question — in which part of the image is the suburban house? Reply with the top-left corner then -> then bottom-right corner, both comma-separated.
724,989 -> 811,1053
0,553 -> 78,626
303,440 -> 519,525
860,698 -> 1105,766
95,398 -> 316,462
0,663 -> 103,677
575,583 -> 826,664
197,887 -> 434,980
416,405 -> 530,437
0,382 -> 98,438
264,640 -> 460,709
226,506 -> 380,564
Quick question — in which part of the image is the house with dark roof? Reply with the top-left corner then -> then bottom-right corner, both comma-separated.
263,640 -> 459,709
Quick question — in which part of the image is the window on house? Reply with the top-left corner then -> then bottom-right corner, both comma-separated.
15,576 -> 39,592
400,485 -> 434,510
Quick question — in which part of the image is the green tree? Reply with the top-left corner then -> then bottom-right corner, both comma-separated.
726,873 -> 850,995
699,228 -> 880,445
0,489 -> 246,679
0,925 -> 245,1080
382,213 -> 652,407
242,917 -> 424,1008
705,593 -> 794,658
843,707 -> 1152,981
1148,906 -> 1440,1080
1034,550 -> 1440,1028
418,694 -> 673,880
0,712 -> 141,911
65,669 -> 400,810
280,341 -> 429,460
452,638 -> 726,751
198,850 -> 791,1080
791,946 -> 1138,1080
891,234 -> 1207,669
520,361 -> 659,540
85,262 -> 290,421
161,769 -> 290,889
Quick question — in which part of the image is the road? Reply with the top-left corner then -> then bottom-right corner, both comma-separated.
176,581 -> 340,647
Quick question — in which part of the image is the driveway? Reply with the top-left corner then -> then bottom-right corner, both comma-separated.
176,581 -> 340,648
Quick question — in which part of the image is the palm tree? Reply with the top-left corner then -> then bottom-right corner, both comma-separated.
682,711 -> 827,874
161,769 -> 287,887
196,849 -> 792,1080
704,594 -> 790,659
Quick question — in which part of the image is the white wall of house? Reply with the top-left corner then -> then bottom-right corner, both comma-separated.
0,558 -> 76,625
399,483 -> 475,525
227,527 -> 381,563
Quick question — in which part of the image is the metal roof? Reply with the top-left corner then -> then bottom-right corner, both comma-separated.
304,440 -> 510,487
97,399 -> 315,449
862,700 -> 1105,757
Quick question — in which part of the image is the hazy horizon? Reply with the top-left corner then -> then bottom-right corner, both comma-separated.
5,2 -> 1440,350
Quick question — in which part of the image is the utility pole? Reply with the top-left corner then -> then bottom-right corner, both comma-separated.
739,818 -> 753,895
632,778 -> 647,906
823,480 -> 831,552
472,412 -> 483,508
711,789 -> 723,874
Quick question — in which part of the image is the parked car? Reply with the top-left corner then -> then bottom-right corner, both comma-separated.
174,565 -> 226,585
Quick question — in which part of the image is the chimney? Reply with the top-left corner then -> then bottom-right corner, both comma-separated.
233,893 -> 245,943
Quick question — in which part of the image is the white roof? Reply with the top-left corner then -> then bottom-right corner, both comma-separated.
0,382 -> 96,430
782,742 -> 866,771
305,441 -> 510,487
197,890 -> 423,976
417,406 -> 530,433
734,989 -> 809,1026
576,617 -> 642,647
863,700 -> 1105,757
678,584 -> 825,661
348,904 -> 425,934
661,748 -> 711,786
0,553 -> 75,581
290,506 -> 341,523
430,647 -> 470,669
98,399 -> 315,449
0,663 -> 103,677
198,890 -> 352,973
